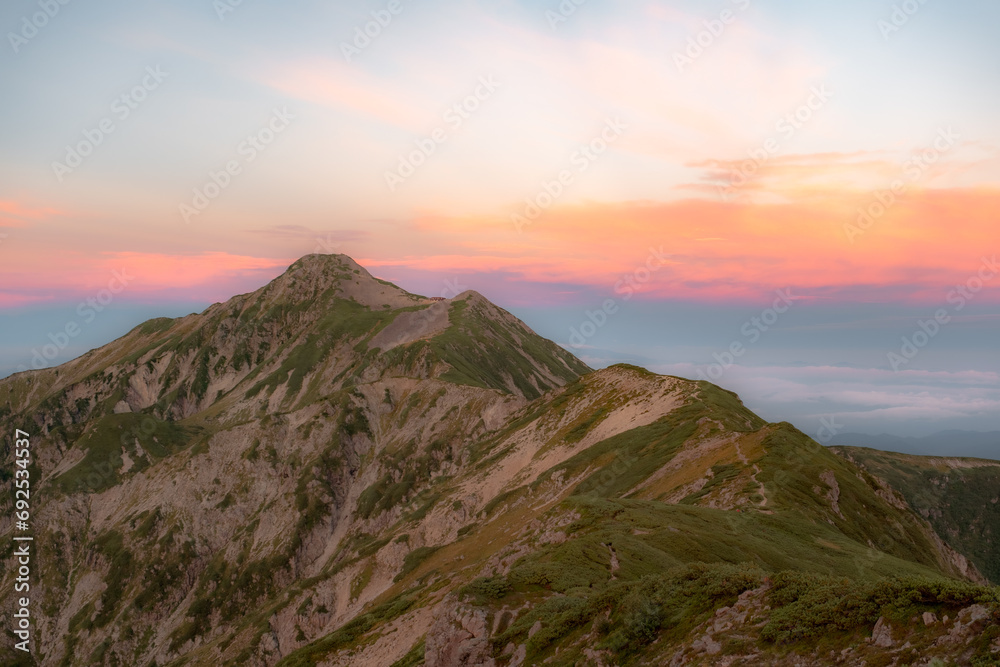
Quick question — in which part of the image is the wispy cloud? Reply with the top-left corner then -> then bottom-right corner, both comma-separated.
378,188 -> 1000,304
654,362 -> 1000,436
0,200 -> 66,227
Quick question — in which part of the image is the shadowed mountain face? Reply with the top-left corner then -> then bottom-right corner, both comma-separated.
832,446 -> 1000,586
1,254 -> 998,667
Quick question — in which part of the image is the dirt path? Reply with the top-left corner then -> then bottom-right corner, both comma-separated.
733,437 -> 770,509
750,464 -> 769,507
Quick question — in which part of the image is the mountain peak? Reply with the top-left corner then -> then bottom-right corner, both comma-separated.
2,254 -> 591,419
258,253 -> 427,310
284,252 -> 365,277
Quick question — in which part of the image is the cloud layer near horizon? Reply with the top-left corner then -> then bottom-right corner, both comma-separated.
651,362 -> 1000,438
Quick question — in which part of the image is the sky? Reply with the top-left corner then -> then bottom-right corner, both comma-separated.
1,0 -> 998,441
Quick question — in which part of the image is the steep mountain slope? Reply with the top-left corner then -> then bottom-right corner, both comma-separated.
0,254 -> 997,667
832,446 -> 1000,585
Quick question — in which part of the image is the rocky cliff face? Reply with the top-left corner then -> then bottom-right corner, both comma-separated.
0,254 -> 997,667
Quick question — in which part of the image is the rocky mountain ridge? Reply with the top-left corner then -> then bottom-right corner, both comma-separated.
0,254 -> 997,667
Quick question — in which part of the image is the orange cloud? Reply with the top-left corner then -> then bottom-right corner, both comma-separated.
683,139 -> 1000,204
0,200 -> 65,227
380,187 -> 1000,303
0,252 -> 293,308
2,185 -> 994,310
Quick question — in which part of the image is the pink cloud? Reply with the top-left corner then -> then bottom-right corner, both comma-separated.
0,252 -> 294,309
0,200 -> 65,227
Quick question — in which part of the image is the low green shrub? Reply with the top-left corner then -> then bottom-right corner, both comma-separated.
460,576 -> 512,602
762,572 -> 1000,644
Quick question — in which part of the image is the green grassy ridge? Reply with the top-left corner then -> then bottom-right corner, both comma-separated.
833,446 -> 1000,585
502,496 -> 946,593
755,423 -> 954,574
690,380 -> 769,431
415,493 -> 969,662
133,317 -> 176,336
473,373 -> 962,586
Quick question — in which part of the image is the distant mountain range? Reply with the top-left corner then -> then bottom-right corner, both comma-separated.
1,254 -> 998,666
826,430 -> 1000,460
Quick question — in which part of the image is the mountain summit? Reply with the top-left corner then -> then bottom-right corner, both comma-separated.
1,254 -> 998,667
1,254 -> 588,423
